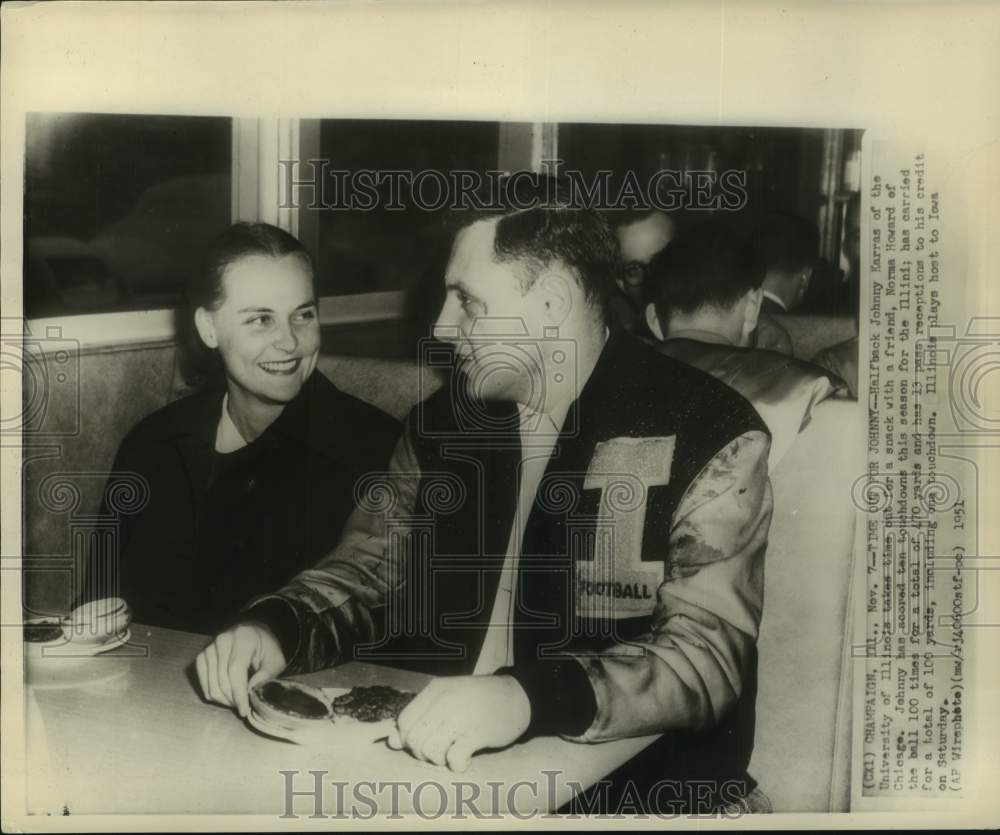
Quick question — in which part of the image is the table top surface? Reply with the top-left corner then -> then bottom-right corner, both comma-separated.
23,624 -> 656,817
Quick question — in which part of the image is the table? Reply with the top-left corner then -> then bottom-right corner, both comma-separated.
24,625 -> 657,817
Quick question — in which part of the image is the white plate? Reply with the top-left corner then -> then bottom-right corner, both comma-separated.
246,687 -> 396,748
246,710 -> 395,747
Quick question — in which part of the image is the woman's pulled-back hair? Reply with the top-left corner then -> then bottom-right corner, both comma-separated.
189,222 -> 315,312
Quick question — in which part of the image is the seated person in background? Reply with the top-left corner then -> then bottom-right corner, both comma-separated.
84,222 -> 400,634
751,211 -> 822,355
608,208 -> 676,335
644,221 -> 844,470
197,187 -> 773,813
801,193 -> 860,316
806,199 -> 861,395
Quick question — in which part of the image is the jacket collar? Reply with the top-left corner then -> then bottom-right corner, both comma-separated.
546,329 -> 647,445
576,328 -> 643,399
762,289 -> 788,311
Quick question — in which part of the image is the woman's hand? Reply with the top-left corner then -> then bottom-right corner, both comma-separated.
386,675 -> 531,772
195,622 -> 286,717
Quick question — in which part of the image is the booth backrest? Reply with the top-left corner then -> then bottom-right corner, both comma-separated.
22,341 -> 179,615
749,397 -> 861,810
316,354 -> 443,422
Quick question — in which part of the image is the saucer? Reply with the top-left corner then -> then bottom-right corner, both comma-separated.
25,627 -> 132,662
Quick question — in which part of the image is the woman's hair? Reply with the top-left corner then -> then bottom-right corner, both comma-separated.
180,222 -> 315,387
189,221 -> 315,312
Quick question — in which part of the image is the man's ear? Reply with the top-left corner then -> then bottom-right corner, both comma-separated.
194,307 -> 219,349
740,288 -> 764,346
536,271 -> 574,326
645,302 -> 664,341
796,267 -> 813,305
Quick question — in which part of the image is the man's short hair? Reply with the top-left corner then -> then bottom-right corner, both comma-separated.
754,210 -> 820,277
452,174 -> 618,316
647,221 -> 764,322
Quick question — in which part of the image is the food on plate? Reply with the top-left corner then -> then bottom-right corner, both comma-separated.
332,685 -> 415,723
248,681 -> 417,738
249,679 -> 333,730
23,622 -> 65,643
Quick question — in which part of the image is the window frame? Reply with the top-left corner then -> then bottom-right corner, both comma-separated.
24,116 -> 551,348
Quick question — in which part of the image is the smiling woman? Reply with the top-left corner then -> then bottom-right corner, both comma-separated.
81,223 -> 402,635
191,227 -> 322,441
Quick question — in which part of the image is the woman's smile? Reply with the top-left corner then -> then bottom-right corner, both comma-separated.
258,358 -> 302,375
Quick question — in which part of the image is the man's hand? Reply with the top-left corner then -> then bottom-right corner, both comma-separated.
194,622 -> 286,717
386,675 -> 531,772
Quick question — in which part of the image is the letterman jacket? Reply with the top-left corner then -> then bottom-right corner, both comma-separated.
247,332 -> 772,783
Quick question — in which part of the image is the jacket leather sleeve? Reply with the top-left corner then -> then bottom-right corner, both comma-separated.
506,429 -> 773,742
243,425 -> 422,674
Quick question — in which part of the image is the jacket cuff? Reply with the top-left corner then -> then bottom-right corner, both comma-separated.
497,657 -> 597,739
241,596 -> 301,669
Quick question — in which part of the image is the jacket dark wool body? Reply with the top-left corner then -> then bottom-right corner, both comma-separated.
406,334 -> 769,804
86,372 -> 400,635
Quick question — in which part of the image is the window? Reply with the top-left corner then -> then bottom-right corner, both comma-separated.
558,122 -> 826,229
314,119 -> 501,298
24,113 -> 232,319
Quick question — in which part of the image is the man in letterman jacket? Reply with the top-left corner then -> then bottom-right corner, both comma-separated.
196,196 -> 773,812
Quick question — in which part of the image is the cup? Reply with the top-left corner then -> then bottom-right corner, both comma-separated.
65,597 -> 131,646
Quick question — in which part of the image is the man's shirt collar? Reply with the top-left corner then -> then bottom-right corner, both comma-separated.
762,289 -> 788,311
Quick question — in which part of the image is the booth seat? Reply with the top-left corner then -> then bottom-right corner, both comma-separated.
22,336 -> 860,812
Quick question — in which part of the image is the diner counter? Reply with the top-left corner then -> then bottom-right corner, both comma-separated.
24,624 -> 657,817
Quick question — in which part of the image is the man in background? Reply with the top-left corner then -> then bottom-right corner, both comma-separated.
807,196 -> 861,396
608,209 -> 676,334
802,193 -> 860,317
644,221 -> 843,469
752,211 -> 821,355
757,211 -> 819,316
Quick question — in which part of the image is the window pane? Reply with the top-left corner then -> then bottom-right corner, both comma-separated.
315,119 -> 500,297
558,122 -> 819,229
24,113 -> 232,318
